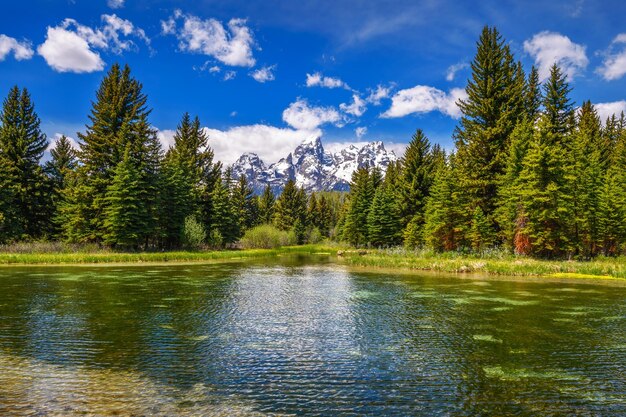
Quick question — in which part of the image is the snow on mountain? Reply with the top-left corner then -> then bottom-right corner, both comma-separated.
230,137 -> 398,194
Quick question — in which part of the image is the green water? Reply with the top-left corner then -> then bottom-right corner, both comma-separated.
0,257 -> 624,416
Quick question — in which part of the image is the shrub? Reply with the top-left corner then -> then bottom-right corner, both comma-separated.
308,227 -> 323,244
240,224 -> 296,249
182,215 -> 206,249
207,228 -> 223,249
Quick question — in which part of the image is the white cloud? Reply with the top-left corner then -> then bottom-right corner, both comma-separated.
223,70 -> 236,81
305,72 -> 349,89
595,100 -> 626,123
37,15 -> 149,73
157,129 -> 176,150
355,126 -> 367,138
163,11 -> 256,67
340,94 -> 366,117
366,84 -> 392,105
204,125 -> 321,164
0,34 -> 33,61
282,99 -> 342,130
446,62 -> 468,81
523,31 -> 588,81
107,0 -> 125,9
250,65 -> 276,83
381,85 -> 467,119
597,34 -> 626,81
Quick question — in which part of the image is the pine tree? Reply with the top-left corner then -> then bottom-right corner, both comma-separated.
525,66 -> 542,121
423,156 -> 468,252
44,135 -> 77,238
454,26 -> 525,236
571,101 -> 603,257
469,206 -> 495,253
102,146 -> 145,249
258,184 -> 275,224
495,118 -> 534,250
0,86 -> 51,239
72,64 -> 161,243
367,183 -> 402,247
273,179 -> 307,232
0,152 -> 19,242
343,168 -> 376,246
398,129 -> 436,238
157,151 -> 193,248
232,174 -> 256,233
210,172 -> 239,246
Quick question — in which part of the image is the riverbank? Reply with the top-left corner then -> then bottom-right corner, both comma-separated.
2,244 -> 626,281
338,248 -> 626,280
0,244 -> 339,265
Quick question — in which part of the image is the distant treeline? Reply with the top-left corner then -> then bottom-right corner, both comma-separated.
1,26 -> 625,258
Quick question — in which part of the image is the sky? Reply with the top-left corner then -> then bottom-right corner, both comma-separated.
1,0 -> 626,164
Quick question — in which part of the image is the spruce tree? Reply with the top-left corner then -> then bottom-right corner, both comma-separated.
72,64 -> 161,243
454,26 -> 525,235
103,146 -> 145,249
273,179 -> 307,232
423,156 -> 468,252
0,152 -> 19,242
398,129 -> 436,237
0,86 -> 50,239
258,184 -> 275,224
343,168 -> 376,246
45,136 -> 77,239
210,172 -> 239,246
157,151 -> 193,248
367,182 -> 402,248
525,66 -> 542,121
232,174 -> 256,233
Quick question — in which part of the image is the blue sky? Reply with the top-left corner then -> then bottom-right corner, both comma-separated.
1,0 -> 626,163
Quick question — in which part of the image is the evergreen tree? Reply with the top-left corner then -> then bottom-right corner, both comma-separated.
571,101 -> 603,257
367,183 -> 402,247
45,135 -> 77,238
157,151 -> 193,248
495,118 -> 534,250
0,152 -> 19,242
0,86 -> 50,239
71,64 -> 161,243
398,129 -> 436,237
232,174 -> 256,233
103,146 -> 145,249
343,168 -> 377,246
454,26 -> 525,235
210,172 -> 239,246
273,179 -> 308,233
525,66 -> 542,121
469,206 -> 495,252
423,156 -> 468,252
258,184 -> 275,224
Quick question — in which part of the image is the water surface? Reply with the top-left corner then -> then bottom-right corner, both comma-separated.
0,257 -> 624,415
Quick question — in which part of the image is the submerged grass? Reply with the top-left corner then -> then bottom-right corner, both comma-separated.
0,244 -> 340,265
339,247 -> 626,280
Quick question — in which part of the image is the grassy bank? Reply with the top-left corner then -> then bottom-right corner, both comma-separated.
338,248 -> 626,280
0,244 -> 339,265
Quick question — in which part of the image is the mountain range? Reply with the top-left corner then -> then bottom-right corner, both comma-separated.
230,137 -> 399,194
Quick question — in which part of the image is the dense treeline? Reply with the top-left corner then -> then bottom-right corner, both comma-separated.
1,26 -> 625,258
0,64 -> 343,250
338,26 -> 626,259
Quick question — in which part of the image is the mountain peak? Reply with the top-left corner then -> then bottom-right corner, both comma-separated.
231,138 -> 398,193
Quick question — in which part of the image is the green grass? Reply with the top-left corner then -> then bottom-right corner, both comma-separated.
338,247 -> 626,280
0,244 -> 340,265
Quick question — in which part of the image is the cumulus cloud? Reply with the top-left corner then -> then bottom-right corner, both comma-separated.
37,14 -> 149,73
223,70 -> 236,81
595,100 -> 626,123
523,31 -> 588,81
282,99 -> 342,130
250,65 -> 276,82
0,34 -> 33,61
381,85 -> 467,119
107,0 -> 124,9
162,11 -> 256,67
366,84 -> 392,105
340,94 -> 367,117
446,62 -> 469,81
355,126 -> 367,138
597,34 -> 626,81
205,125 -> 321,164
305,72 -> 349,89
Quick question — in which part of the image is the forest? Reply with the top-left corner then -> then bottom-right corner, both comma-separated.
1,26 -> 625,259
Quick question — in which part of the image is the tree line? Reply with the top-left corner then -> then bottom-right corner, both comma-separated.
1,26 -> 626,258
339,26 -> 626,259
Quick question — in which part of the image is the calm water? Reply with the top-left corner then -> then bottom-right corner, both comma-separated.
0,257 -> 624,416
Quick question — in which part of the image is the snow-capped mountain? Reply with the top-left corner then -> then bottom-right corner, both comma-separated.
231,137 -> 398,194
